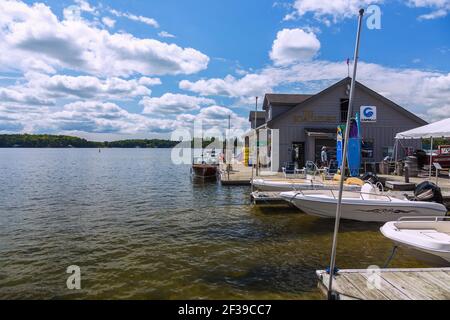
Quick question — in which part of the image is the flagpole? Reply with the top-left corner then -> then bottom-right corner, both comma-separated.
347,58 -> 350,78
327,8 -> 365,300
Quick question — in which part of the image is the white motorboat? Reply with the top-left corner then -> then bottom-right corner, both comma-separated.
280,183 -> 448,222
381,217 -> 450,265
251,178 -> 361,192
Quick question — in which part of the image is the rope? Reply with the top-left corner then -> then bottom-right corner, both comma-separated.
383,245 -> 399,268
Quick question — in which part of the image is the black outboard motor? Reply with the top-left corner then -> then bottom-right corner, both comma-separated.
361,172 -> 380,185
414,181 -> 444,204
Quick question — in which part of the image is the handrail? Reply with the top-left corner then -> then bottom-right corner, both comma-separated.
397,216 -> 450,222
290,188 -> 395,202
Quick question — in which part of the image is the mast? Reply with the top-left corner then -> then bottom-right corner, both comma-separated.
327,8 -> 365,300
255,96 -> 259,177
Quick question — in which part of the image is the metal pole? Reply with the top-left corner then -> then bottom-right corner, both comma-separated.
429,137 -> 434,178
327,9 -> 365,300
255,97 -> 259,177
228,114 -> 231,181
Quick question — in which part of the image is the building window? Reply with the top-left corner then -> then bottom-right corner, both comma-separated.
340,99 -> 349,123
362,140 -> 374,159
268,106 -> 272,121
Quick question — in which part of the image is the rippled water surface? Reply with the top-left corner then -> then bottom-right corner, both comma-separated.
0,149 -> 430,299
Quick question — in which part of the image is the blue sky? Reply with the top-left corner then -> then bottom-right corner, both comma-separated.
0,0 -> 449,140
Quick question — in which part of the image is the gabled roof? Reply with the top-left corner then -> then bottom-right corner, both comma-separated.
266,77 -> 427,127
248,111 -> 265,121
263,94 -> 313,110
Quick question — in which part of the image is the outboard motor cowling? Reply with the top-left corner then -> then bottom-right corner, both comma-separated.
361,172 -> 380,185
414,181 -> 444,204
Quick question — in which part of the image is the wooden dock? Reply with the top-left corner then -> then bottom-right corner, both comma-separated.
219,163 -> 253,185
316,268 -> 450,300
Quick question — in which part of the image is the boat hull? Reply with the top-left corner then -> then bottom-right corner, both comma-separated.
252,179 -> 361,192
381,221 -> 450,265
192,164 -> 218,179
281,192 -> 448,222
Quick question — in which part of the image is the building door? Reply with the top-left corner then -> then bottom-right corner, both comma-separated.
291,142 -> 305,168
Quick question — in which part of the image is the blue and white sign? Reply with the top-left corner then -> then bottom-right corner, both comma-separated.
360,106 -> 377,122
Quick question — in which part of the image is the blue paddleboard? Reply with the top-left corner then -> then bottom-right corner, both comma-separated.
347,113 -> 361,177
336,125 -> 344,170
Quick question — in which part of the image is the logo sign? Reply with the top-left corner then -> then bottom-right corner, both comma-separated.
361,106 -> 377,122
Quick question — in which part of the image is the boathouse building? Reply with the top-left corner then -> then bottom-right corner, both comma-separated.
248,77 -> 427,172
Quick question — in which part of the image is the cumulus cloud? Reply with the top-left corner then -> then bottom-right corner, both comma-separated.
102,17 -> 116,28
270,28 -> 321,66
180,59 -> 450,122
0,87 -> 54,106
0,101 -> 177,134
0,0 -> 209,77
408,0 -> 450,20
140,93 -> 215,115
175,105 -> 248,132
285,0 -> 382,23
109,9 -> 159,28
2,73 -> 161,101
179,73 -> 277,98
158,31 -> 176,38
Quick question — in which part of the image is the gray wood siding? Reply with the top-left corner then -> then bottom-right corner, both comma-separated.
269,81 -> 424,169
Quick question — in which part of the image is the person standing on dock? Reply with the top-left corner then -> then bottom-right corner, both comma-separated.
321,146 -> 328,167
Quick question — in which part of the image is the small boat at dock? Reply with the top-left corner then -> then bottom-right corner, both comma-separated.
252,178 -> 362,192
191,149 -> 219,179
381,217 -> 450,265
281,183 -> 448,222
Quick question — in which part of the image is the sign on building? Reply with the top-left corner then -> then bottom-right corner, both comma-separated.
360,106 -> 377,122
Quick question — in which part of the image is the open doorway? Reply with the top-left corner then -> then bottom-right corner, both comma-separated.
291,142 -> 305,169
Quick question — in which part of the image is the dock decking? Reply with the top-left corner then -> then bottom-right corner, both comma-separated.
316,268 -> 450,300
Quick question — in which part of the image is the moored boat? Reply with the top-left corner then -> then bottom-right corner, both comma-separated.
191,163 -> 218,178
381,217 -> 450,265
252,178 -> 362,192
191,149 -> 219,179
281,183 -> 448,222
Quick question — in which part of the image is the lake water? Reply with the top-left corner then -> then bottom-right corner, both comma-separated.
0,148 -> 429,299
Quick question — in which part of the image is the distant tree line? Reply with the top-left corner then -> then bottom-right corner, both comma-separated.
0,134 -> 180,148
0,134 -> 242,149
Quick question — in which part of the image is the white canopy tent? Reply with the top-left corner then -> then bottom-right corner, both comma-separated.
395,118 -> 450,176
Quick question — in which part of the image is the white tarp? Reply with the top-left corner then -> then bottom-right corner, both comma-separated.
395,118 -> 450,139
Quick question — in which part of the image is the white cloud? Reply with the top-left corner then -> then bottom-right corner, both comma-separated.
176,105 -> 248,132
109,9 -> 159,28
0,87 -> 54,106
285,0 -> 382,23
158,31 -> 176,38
270,28 -> 321,66
0,101 -> 177,134
408,0 -> 450,19
140,93 -> 215,115
74,0 -> 97,13
7,73 -> 161,101
138,77 -> 162,87
102,17 -> 116,28
179,73 -> 277,98
180,59 -> 450,122
0,0 -> 209,77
